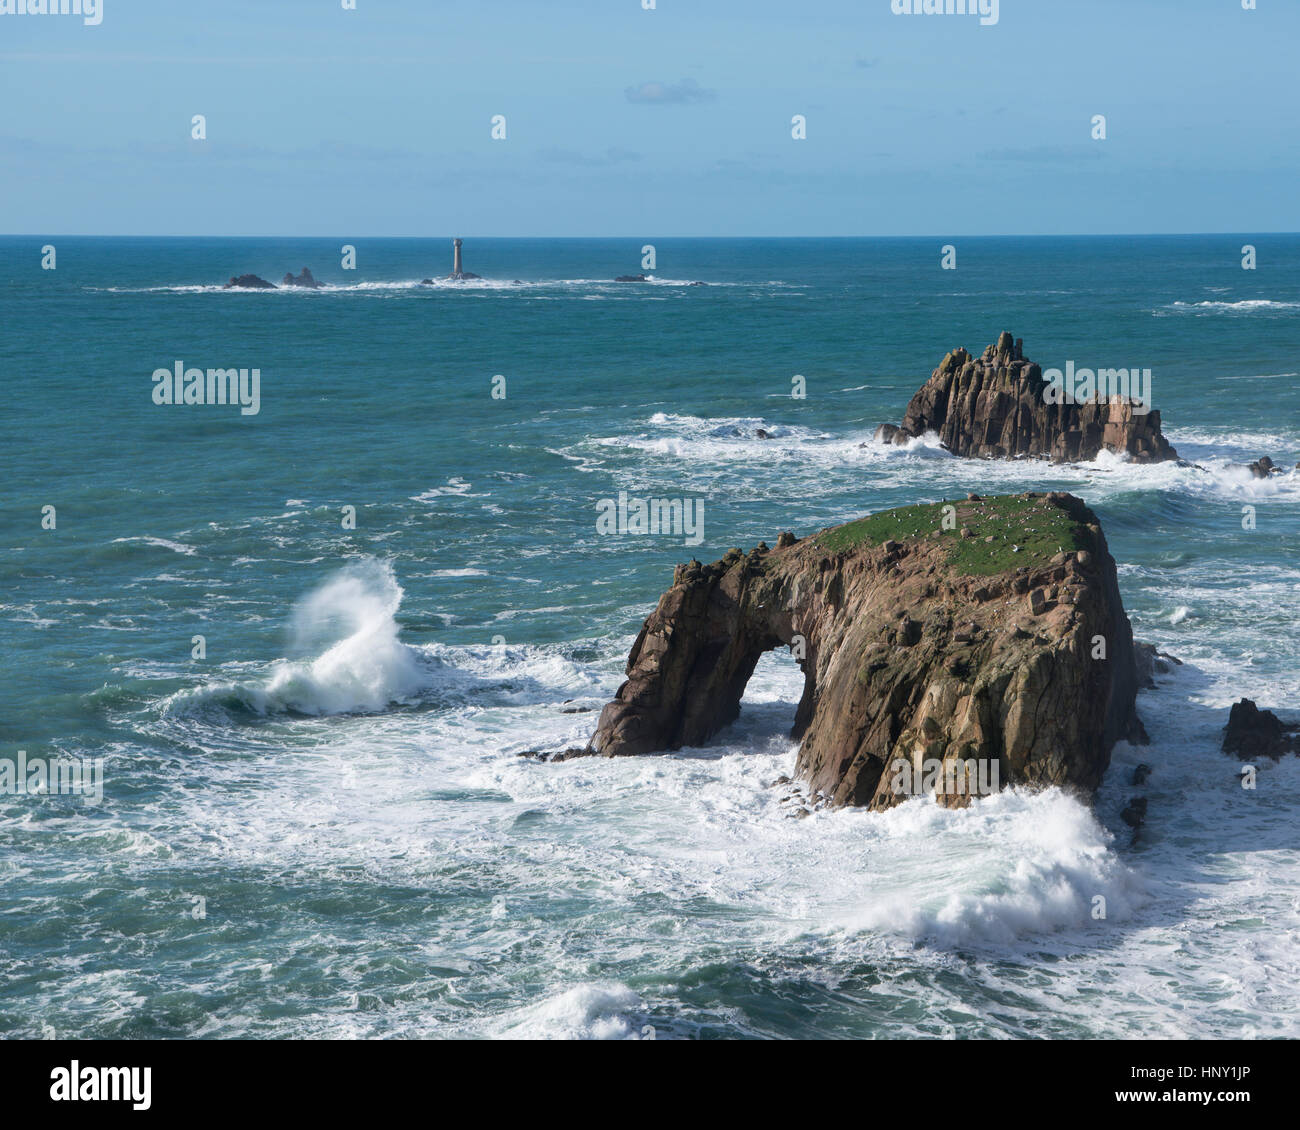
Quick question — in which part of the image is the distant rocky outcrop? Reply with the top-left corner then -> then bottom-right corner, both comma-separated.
281,267 -> 322,289
224,274 -> 276,290
582,491 -> 1145,810
877,332 -> 1178,464
615,274 -> 648,283
1222,699 -> 1299,760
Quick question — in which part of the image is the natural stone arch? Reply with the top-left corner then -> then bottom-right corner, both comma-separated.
586,495 -> 1144,812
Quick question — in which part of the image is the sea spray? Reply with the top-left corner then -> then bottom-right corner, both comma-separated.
166,558 -> 429,717
263,559 -> 426,714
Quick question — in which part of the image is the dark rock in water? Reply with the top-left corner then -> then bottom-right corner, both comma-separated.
1132,763 -> 1152,785
420,278 -> 435,285
1121,796 -> 1148,829
874,423 -> 901,445
615,274 -> 648,283
518,747 -> 593,763
1247,456 -> 1281,478
281,267 -> 322,289
756,428 -> 772,439
1133,641 -> 1182,688
1223,699 -> 1300,760
224,274 -> 276,289
580,492 -> 1144,811
881,332 -> 1178,464
689,281 -> 708,287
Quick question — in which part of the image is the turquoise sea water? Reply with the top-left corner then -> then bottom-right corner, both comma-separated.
1,235 -> 1298,1038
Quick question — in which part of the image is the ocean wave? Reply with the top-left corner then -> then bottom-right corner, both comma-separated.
490,983 -> 648,1040
821,788 -> 1147,945
88,276 -> 746,296
159,562 -> 609,723
1159,299 -> 1300,314
163,559 -> 429,718
110,536 -> 197,556
580,411 -> 1299,508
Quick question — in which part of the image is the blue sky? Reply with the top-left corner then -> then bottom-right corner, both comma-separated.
0,0 -> 1295,236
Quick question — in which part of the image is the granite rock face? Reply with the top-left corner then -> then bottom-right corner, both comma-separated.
586,492 -> 1145,810
883,332 -> 1178,464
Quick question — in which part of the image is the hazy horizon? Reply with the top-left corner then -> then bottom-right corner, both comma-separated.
2,0 -> 1295,238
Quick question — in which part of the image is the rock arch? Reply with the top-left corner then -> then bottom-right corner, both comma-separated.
586,494 -> 1144,811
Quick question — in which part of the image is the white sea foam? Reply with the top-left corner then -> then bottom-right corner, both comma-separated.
111,536 -> 197,556
1161,299 -> 1300,314
79,592 -> 1299,1040
92,276 -> 749,296
410,478 -> 477,503
164,558 -> 429,717
575,412 -> 1298,514
491,983 -> 647,1040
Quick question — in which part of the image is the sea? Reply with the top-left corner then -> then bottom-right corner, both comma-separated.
1,235 -> 1298,1039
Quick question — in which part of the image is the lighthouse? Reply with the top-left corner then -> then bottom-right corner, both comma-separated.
446,238 -> 480,281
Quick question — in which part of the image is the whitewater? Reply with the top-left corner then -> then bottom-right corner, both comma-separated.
3,234 -> 1298,1039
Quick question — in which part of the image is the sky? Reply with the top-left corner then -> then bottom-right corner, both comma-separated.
0,0 -> 1296,237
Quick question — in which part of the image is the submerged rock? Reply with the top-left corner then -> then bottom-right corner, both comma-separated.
879,332 -> 1178,464
224,274 -> 276,289
1222,699 -> 1299,760
614,274 -> 648,283
583,492 -> 1146,811
1121,796 -> 1148,830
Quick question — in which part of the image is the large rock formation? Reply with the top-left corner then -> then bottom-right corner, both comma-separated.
878,332 -> 1178,464
585,492 -> 1145,811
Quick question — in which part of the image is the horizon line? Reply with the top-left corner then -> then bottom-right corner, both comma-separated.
3,231 -> 1297,241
